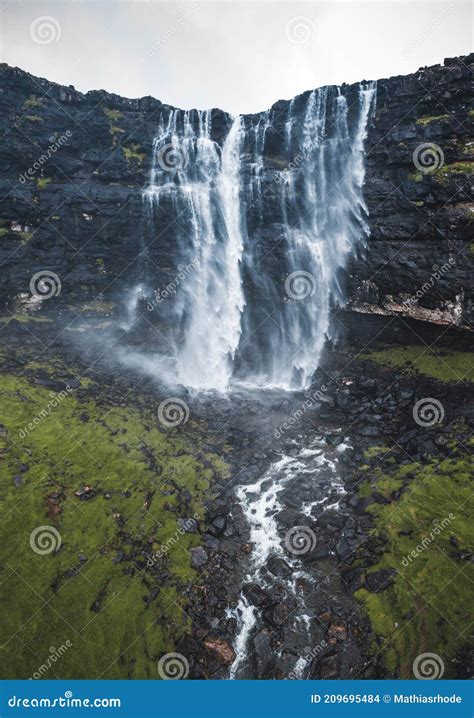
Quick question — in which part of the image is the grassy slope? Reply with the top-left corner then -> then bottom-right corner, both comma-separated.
355,347 -> 474,677
0,365 -> 227,679
356,451 -> 473,677
361,345 -> 473,384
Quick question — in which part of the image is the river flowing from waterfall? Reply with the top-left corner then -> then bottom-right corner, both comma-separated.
121,83 -> 376,391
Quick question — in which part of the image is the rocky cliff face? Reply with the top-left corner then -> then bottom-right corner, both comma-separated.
0,55 -> 472,341
347,53 -> 473,339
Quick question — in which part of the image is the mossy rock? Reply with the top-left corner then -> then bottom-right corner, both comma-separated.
0,367 -> 228,678
416,114 -> 450,126
362,346 -> 474,384
355,450 -> 473,677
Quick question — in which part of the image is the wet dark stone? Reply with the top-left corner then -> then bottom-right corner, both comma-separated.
177,517 -> 199,533
190,546 -> 208,568
319,653 -> 339,679
242,583 -> 272,607
356,425 -> 381,437
266,555 -> 293,578
253,629 -> 274,678
365,568 -> 397,593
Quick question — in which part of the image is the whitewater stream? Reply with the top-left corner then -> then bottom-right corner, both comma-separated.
112,81 -> 377,678
227,437 -> 349,679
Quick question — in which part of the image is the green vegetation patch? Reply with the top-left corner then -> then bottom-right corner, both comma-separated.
0,314 -> 51,325
355,448 -> 473,677
408,171 -> 424,183
103,108 -> 124,122
416,114 -> 450,126
362,346 -> 474,383
18,232 -> 33,243
0,369 -> 228,678
23,95 -> 44,110
123,143 -> 145,165
36,177 -> 52,190
434,161 -> 474,181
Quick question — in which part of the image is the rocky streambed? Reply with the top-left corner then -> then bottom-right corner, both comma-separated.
0,311 -> 472,680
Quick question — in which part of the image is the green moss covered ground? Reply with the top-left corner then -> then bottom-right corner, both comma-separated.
356,446 -> 473,677
354,346 -> 473,677
362,346 -> 473,383
0,358 -> 228,678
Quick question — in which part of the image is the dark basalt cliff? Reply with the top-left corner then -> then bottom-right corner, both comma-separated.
0,55 -> 472,340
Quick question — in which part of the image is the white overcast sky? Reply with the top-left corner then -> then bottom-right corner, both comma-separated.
0,0 -> 472,114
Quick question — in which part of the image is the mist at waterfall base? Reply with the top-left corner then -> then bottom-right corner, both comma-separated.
115,84 -> 376,394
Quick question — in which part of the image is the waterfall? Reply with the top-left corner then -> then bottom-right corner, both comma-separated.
123,83 -> 376,392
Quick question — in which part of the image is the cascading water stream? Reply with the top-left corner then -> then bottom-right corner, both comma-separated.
114,83 -> 376,679
227,440 -> 347,679
121,83 -> 376,391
